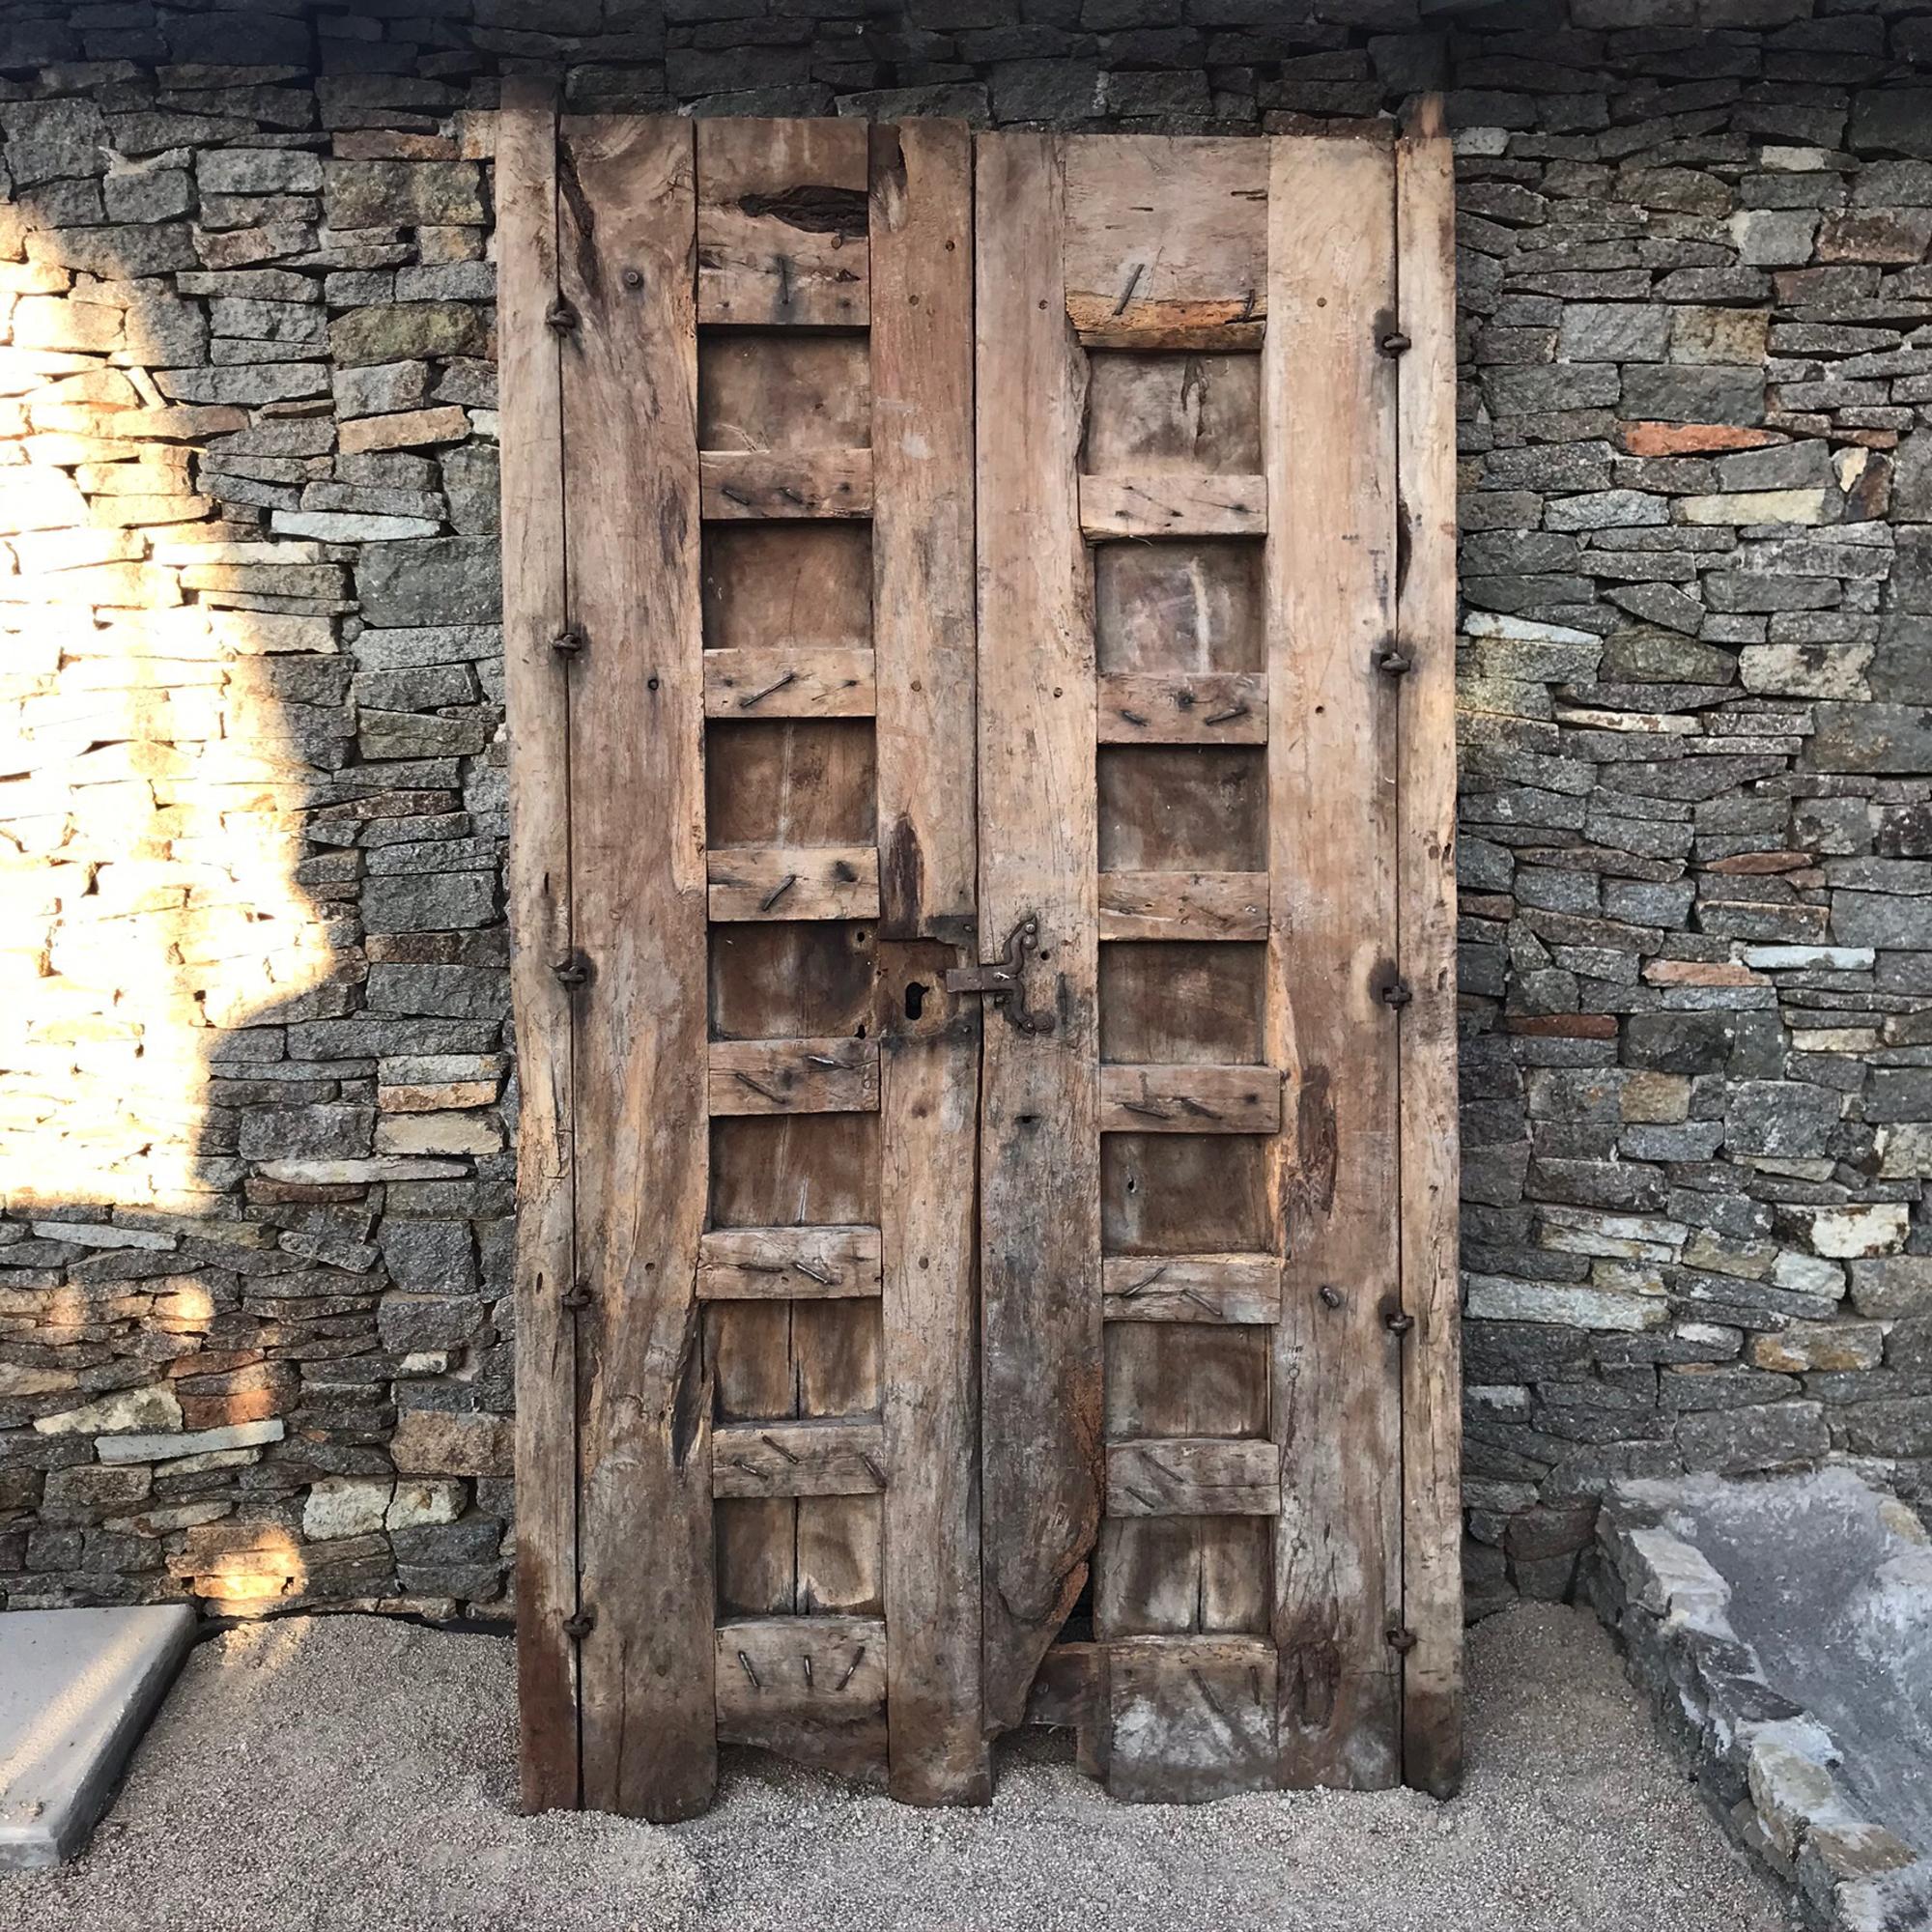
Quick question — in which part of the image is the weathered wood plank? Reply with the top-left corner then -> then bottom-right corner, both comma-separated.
1063,136 -> 1268,350
1102,1253 -> 1282,1325
558,112 -> 716,1823
696,118 -> 869,328
499,75 -> 578,1817
1097,869 -> 1267,943
703,647 -> 875,720
707,1037 -> 880,1117
700,449 -> 872,521
1106,1438 -> 1280,1517
870,118 -> 989,1808
713,1418 -> 887,1498
1028,1642 -> 1110,1780
1395,98 -> 1463,1802
715,1615 -> 888,1781
1100,1064 -> 1283,1136
697,1224 -> 883,1301
1079,473 -> 1265,540
1096,672 -> 1266,746
976,129 -> 1103,1737
1266,128 -> 1404,1793
706,844 -> 880,923
1108,1635 -> 1277,1802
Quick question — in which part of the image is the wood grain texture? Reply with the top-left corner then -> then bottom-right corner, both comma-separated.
975,129 -> 1102,1737
558,113 -> 716,1823
499,76 -> 579,1817
1106,1438 -> 1280,1517
1265,130 -> 1404,1792
712,1417 -> 888,1497
696,118 -> 869,327
1096,671 -> 1265,746
1098,870 -> 1268,943
703,647 -> 874,719
1395,100 -> 1463,1801
706,844 -> 880,922
870,119 -> 989,1808
706,1037 -> 880,1116
697,1224 -> 883,1300
715,1615 -> 888,1780
1100,1063 -> 1283,1136
1102,1253 -> 1282,1325
1108,1636 -> 1278,1802
1079,473 -> 1266,539
1063,136 -> 1267,350
700,448 -> 872,520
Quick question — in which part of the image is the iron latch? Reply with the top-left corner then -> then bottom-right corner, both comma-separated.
944,916 -> 1056,1036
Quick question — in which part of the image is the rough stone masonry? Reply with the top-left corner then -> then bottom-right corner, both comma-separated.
0,0 -> 1930,1624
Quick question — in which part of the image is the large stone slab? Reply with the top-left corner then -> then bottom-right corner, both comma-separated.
0,1605 -> 195,1868
1588,1470 -> 1932,1932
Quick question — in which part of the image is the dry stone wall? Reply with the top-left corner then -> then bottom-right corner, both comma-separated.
0,0 -> 1929,1623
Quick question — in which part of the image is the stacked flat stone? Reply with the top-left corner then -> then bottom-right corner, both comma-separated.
0,0 -> 1928,1623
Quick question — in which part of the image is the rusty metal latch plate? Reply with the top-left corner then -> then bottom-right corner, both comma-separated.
944,916 -> 1056,1036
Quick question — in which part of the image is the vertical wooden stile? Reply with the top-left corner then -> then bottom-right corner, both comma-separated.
499,78 -> 579,1814
1394,97 -> 1463,1799
974,130 -> 1103,1736
870,119 -> 990,1804
558,115 -> 717,1823
1265,130 -> 1405,1789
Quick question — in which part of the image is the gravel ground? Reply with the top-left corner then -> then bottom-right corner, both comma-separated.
0,1602 -> 1791,1932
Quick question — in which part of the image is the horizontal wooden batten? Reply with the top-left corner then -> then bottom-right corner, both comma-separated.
1071,310 -> 1264,353
1102,1253 -> 1283,1325
1096,672 -> 1266,746
708,1037 -> 880,1116
704,647 -> 875,719
1079,473 -> 1266,540
1100,1064 -> 1283,1135
1105,1437 -> 1280,1517
712,1417 -> 887,1497
700,449 -> 872,521
1098,870 -> 1267,943
697,1224 -> 883,1300
707,845 -> 881,922
715,1615 -> 888,1763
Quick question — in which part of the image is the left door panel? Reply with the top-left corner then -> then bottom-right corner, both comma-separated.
503,99 -> 984,1818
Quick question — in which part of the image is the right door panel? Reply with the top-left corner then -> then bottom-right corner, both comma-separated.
974,125 -> 1459,1801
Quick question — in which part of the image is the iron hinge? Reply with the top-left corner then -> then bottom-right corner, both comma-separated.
562,1607 -> 596,1641
1378,975 -> 1413,1009
1379,329 -> 1411,356
1384,1621 -> 1418,1654
552,950 -> 591,990
552,624 -> 586,659
1376,646 -> 1412,677
1384,1307 -> 1415,1337
546,297 -> 580,335
560,1280 -> 592,1311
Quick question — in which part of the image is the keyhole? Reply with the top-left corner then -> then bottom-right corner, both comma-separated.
904,981 -> 926,1021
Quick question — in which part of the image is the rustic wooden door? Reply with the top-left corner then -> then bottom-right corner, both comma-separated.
500,93 -> 1459,1822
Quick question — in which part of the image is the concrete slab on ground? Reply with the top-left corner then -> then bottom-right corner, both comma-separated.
0,1605 -> 195,1870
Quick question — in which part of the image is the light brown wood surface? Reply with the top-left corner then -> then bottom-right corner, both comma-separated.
869,118 -> 989,1807
498,75 -> 579,1817
975,129 -> 1103,1739
559,112 -> 717,1823
1395,99 -> 1463,1801
1266,129 -> 1404,1793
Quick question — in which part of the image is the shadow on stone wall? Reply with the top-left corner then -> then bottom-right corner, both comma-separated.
0,114 -> 516,1617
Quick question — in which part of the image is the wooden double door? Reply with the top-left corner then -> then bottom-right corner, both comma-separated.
500,97 -> 1460,1820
